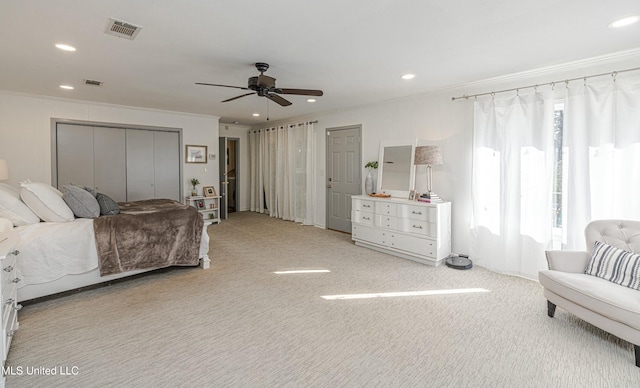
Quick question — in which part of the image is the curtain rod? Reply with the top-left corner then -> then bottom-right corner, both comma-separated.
451,66 -> 640,101
251,120 -> 318,132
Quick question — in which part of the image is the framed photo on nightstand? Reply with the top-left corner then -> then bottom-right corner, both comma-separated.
203,186 -> 217,197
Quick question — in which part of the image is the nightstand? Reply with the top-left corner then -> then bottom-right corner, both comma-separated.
0,230 -> 20,387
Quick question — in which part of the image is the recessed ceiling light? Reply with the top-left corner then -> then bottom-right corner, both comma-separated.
55,43 -> 76,51
307,99 -> 316,103
252,113 -> 260,117
401,74 -> 415,80
608,15 -> 639,28
59,85 -> 74,90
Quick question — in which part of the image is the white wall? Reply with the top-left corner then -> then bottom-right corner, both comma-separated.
218,123 -> 251,212
255,50 -> 640,257
0,91 -> 220,198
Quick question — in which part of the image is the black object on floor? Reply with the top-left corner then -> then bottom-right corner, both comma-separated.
445,254 -> 473,270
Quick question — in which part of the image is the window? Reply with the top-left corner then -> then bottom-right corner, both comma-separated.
552,102 -> 565,249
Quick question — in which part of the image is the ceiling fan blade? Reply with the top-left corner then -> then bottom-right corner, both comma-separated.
222,92 -> 255,103
266,93 -> 292,106
195,82 -> 250,91
277,88 -> 323,96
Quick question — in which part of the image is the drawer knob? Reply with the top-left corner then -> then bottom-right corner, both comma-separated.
5,298 -> 14,305
413,225 -> 423,229
10,249 -> 20,256
412,211 -> 422,215
362,216 -> 370,220
12,277 -> 21,283
3,265 -> 13,273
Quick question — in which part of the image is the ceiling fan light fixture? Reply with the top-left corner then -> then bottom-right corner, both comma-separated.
608,15 -> 639,28
401,73 -> 416,80
55,43 -> 76,51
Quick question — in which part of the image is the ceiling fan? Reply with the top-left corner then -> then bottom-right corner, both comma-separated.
196,62 -> 323,106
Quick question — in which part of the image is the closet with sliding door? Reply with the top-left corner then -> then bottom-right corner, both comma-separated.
55,122 -> 181,202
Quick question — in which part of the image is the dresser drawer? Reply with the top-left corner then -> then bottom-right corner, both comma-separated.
375,202 -> 397,216
352,224 -> 391,245
399,204 -> 437,222
1,254 -> 17,295
376,215 -> 398,229
1,283 -> 17,334
352,210 -> 375,226
401,219 -> 436,237
353,199 -> 375,212
389,234 -> 436,258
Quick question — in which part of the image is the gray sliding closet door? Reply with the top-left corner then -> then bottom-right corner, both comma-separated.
57,124 -> 94,188
126,129 -> 181,202
126,130 -> 156,201
153,131 -> 180,201
93,127 -> 126,202
56,123 -> 180,202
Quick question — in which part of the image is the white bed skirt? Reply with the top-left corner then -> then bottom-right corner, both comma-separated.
15,220 -> 210,302
17,255 -> 210,302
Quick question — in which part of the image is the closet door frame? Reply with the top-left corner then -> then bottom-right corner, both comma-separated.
51,119 -> 184,201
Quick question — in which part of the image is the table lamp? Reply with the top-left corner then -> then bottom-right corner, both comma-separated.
413,146 -> 443,201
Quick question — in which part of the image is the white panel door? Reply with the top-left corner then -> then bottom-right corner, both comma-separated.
153,131 -> 180,201
126,130 -> 155,201
56,124 -> 94,188
93,127 -> 127,202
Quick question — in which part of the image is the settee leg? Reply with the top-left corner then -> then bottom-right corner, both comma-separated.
547,301 -> 556,318
635,345 -> 639,368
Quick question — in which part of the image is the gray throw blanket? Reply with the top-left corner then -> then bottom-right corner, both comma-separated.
93,199 -> 204,276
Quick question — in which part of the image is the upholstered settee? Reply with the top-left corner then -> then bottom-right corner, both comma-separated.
539,220 -> 640,367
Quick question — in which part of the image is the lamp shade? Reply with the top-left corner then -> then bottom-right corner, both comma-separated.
0,159 -> 8,181
414,146 -> 443,165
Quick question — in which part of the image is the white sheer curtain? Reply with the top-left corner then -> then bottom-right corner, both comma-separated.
470,92 -> 555,279
563,79 -> 640,250
249,122 -> 314,225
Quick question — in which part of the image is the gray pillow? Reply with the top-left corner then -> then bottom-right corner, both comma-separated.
62,185 -> 100,218
96,192 -> 120,215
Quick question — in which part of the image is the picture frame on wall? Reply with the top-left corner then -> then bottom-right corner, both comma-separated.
185,145 -> 208,163
203,186 -> 217,197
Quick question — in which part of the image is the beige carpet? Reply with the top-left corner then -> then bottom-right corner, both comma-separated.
6,212 -> 638,387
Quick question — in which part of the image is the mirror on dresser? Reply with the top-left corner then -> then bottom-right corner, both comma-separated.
376,141 -> 417,198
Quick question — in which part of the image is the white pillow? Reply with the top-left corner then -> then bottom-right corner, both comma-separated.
0,217 -> 13,233
0,184 -> 40,226
20,180 -> 74,222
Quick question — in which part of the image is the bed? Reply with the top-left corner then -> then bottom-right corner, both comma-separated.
0,196 -> 210,302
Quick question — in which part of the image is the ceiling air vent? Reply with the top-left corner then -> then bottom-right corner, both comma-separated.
105,17 -> 142,40
84,79 -> 103,87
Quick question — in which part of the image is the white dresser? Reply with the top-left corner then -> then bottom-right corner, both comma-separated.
0,230 -> 20,387
351,195 -> 451,266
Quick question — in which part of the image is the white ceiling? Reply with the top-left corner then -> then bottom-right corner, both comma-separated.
1,1 -> 639,125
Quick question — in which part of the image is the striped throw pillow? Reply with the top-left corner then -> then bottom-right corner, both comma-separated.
585,241 -> 640,291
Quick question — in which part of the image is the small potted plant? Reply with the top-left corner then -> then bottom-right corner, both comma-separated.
190,178 -> 200,196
